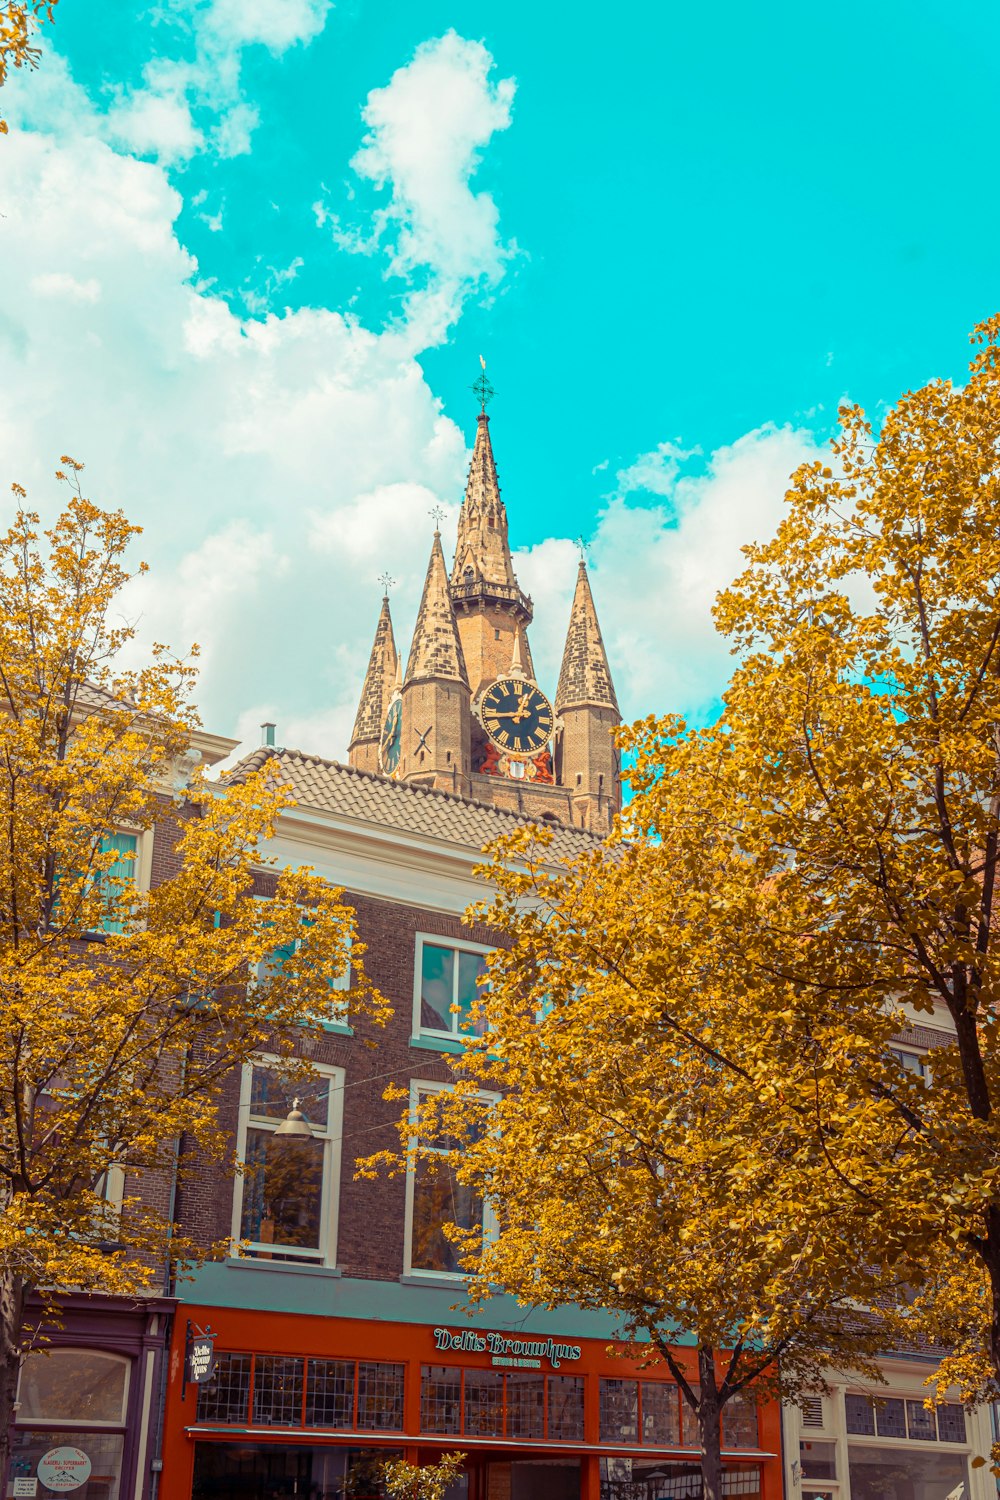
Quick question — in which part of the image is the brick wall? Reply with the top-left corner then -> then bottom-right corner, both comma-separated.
172,884 -> 501,1283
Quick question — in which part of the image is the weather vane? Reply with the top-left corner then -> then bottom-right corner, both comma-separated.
429,504 -> 446,531
472,353 -> 494,413
575,536 -> 591,560
378,571 -> 396,596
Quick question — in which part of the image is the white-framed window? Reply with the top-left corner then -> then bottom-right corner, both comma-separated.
87,829 -> 151,934
251,901 -> 351,1028
231,1057 -> 344,1265
889,1047 -> 929,1081
403,1079 -> 496,1279
412,933 -> 491,1041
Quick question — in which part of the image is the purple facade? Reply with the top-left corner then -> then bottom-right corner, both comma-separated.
9,1293 -> 175,1500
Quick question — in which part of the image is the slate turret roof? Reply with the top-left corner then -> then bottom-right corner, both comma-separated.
349,594 -> 398,748
555,559 -> 619,714
404,531 -> 469,688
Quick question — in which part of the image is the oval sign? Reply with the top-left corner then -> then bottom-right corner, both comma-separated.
37,1448 -> 92,1494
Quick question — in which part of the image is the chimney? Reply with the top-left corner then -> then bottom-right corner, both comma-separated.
260,722 -> 276,748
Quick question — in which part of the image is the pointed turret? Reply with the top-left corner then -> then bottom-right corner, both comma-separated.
554,559 -> 621,834
405,532 -> 468,688
450,410 -> 534,696
348,594 -> 399,776
400,532 -> 471,795
555,559 -> 620,715
451,414 -> 518,591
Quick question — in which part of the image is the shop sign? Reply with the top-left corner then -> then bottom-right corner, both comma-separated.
36,1448 -> 92,1493
433,1326 -> 582,1370
13,1481 -> 38,1497
186,1330 -> 217,1385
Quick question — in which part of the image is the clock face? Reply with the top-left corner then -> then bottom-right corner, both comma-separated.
479,677 -> 554,758
379,697 -> 402,775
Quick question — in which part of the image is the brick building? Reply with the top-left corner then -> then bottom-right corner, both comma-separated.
152,406 -> 781,1500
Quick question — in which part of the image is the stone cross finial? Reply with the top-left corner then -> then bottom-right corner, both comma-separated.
575,535 -> 591,561
378,571 -> 396,596
428,505 -> 446,532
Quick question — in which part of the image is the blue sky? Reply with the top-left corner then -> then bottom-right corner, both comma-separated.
1,0 -> 996,755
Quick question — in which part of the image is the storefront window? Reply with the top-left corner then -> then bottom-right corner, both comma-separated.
197,1352 -> 253,1424
197,1354 -> 405,1433
600,1457 -> 761,1499
721,1392 -> 758,1449
356,1363 -> 406,1431
847,1445 -> 968,1500
465,1370 -> 504,1436
12,1351 -> 130,1500
600,1380 -> 639,1444
421,1366 -> 462,1435
642,1383 -> 680,1446
192,1443 -> 400,1500
305,1359 -> 354,1429
507,1374 -> 544,1439
547,1377 -> 584,1441
799,1440 -> 836,1480
252,1357 -> 304,1427
18,1350 -> 128,1426
8,1429 -> 125,1500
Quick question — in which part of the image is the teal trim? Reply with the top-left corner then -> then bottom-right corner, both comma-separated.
181,1263 -> 695,1344
410,1034 -> 465,1055
227,1258 -> 342,1279
320,1020 -> 353,1036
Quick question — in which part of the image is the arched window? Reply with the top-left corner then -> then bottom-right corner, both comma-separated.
19,1349 -> 129,1425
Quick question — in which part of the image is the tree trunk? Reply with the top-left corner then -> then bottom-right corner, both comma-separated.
0,1270 -> 27,1484
696,1346 -> 724,1500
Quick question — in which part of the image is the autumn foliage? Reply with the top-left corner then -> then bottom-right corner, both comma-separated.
0,468 -> 383,1467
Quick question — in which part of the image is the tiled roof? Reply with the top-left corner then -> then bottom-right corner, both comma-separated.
225,746 -> 602,860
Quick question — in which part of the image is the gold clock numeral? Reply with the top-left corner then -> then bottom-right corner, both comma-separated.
498,731 -> 512,747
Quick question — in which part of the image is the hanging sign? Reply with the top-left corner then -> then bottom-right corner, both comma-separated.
433,1326 -> 582,1370
186,1329 -> 217,1385
36,1448 -> 92,1493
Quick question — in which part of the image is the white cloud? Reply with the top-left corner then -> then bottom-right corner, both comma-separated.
29,272 -> 101,303
0,27 -> 821,769
8,0 -> 334,167
0,126 -> 467,758
325,31 -> 517,342
516,426 -> 826,725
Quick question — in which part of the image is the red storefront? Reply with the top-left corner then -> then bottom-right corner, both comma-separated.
160,1307 -> 782,1500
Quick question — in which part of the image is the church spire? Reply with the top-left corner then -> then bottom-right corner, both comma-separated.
405,531 -> 469,688
556,558 -> 619,714
450,412 -> 519,591
348,592 -> 398,774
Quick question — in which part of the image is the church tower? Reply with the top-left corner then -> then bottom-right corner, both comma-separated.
450,409 -> 535,697
347,371 -> 622,835
555,558 -> 621,832
398,528 -> 472,797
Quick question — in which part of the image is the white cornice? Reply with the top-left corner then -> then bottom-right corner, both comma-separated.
262,802 -> 497,913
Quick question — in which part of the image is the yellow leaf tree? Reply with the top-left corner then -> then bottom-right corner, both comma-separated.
376,801 -> 914,1500
379,314 -> 1000,1495
0,2 -> 57,132
705,311 -> 1000,1406
0,467 -> 383,1471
